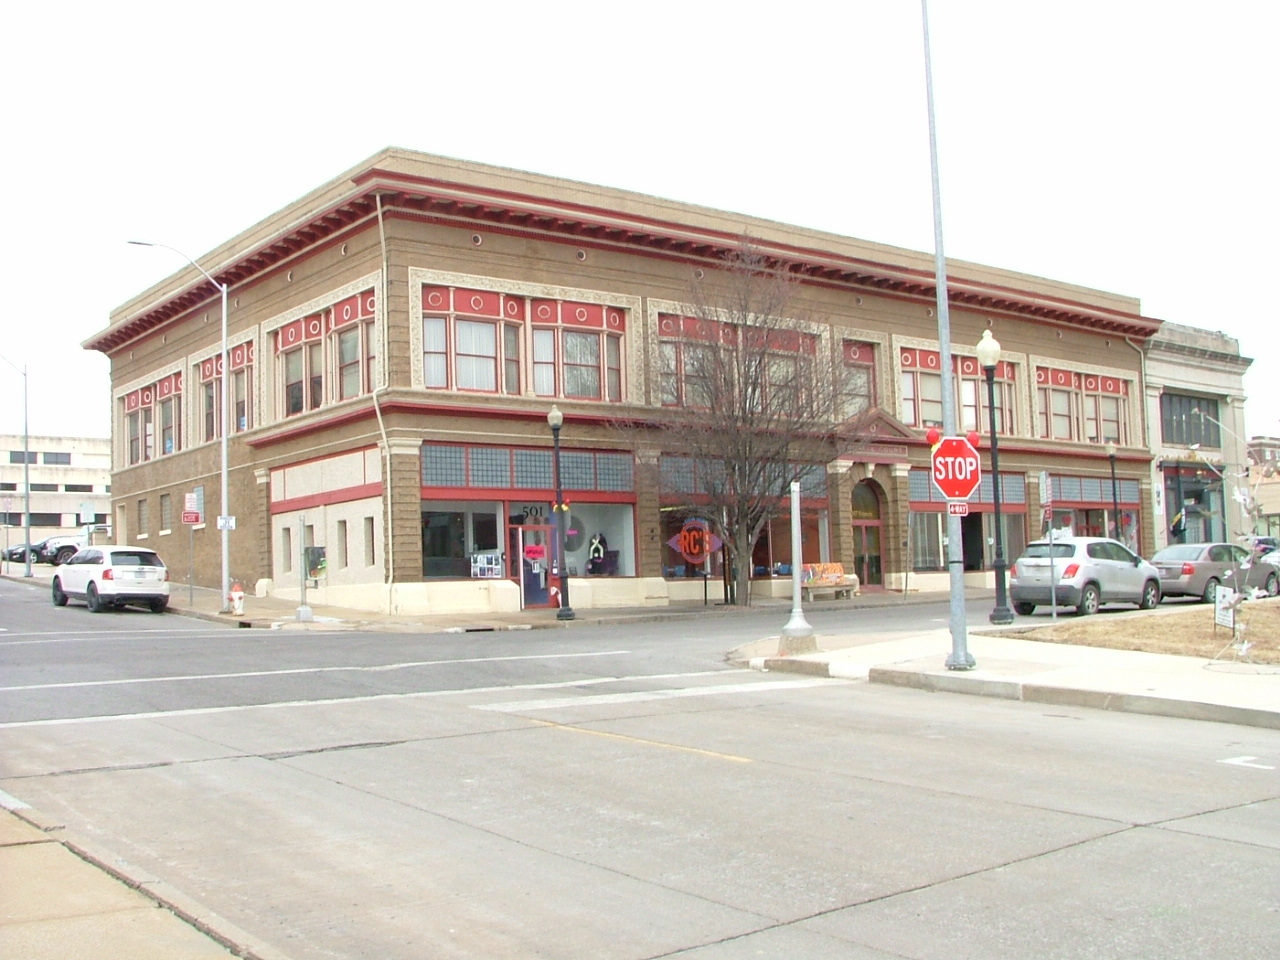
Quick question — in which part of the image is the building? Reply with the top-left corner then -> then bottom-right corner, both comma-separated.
1247,437 -> 1280,538
86,149 -> 1164,614
1,435 -> 112,551
1143,323 -> 1253,548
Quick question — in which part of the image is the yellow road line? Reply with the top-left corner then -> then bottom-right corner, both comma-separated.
528,718 -> 753,763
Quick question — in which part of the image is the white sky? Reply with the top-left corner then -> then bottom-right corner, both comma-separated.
1,1 -> 1275,443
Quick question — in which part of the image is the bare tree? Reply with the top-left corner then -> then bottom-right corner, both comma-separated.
637,242 -> 875,606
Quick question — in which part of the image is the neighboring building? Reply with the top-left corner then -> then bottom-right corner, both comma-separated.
1247,437 -> 1280,538
1143,323 -> 1252,549
1,435 -> 112,549
86,149 -> 1164,613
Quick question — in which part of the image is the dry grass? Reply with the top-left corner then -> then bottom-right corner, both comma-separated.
1003,597 -> 1280,663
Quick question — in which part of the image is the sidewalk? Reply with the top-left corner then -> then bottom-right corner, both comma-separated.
742,624 -> 1280,731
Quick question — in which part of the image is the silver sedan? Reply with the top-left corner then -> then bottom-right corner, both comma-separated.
1150,542 -> 1280,602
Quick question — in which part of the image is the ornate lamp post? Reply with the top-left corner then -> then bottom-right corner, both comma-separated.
547,406 -> 575,621
1105,440 -> 1121,542
976,331 -> 1013,624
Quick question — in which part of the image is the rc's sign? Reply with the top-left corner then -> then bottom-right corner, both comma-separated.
931,436 -> 982,501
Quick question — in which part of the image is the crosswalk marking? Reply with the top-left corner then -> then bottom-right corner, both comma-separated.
474,678 -> 846,712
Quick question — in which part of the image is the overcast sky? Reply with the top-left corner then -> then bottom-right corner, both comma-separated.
2,1 -> 1275,448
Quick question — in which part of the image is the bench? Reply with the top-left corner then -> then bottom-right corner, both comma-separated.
800,562 -> 861,602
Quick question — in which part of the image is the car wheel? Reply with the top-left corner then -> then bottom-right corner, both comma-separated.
1266,574 -> 1279,598
1200,578 -> 1219,604
1014,602 -> 1035,616
51,578 -> 68,607
148,598 -> 169,614
85,583 -> 104,613
1139,579 -> 1160,610
1076,583 -> 1101,616
54,547 -> 76,565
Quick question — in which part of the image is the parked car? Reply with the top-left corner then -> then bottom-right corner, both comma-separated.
1151,542 -> 1280,602
1009,537 -> 1161,616
5,544 -> 35,563
37,535 -> 86,566
51,546 -> 170,613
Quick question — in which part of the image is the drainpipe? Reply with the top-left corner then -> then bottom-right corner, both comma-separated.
1125,335 -> 1152,552
373,193 -> 395,614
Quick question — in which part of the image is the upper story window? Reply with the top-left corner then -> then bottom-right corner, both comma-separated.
42,452 -> 71,465
899,349 -> 945,428
8,451 -> 36,464
276,290 -> 376,418
423,287 -> 624,402
899,349 -> 1020,434
657,314 -> 816,411
957,354 -> 1015,435
199,341 -> 255,440
1035,367 -> 1132,445
1160,393 -> 1220,447
122,374 -> 182,465
840,341 -> 877,420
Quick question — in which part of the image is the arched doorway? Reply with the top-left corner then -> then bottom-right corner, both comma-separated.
850,480 -> 884,587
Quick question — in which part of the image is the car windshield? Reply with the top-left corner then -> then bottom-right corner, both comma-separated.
111,551 -> 163,567
1152,545 -> 1205,562
1021,543 -> 1075,559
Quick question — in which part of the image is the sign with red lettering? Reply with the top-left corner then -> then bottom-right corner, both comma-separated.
931,436 -> 982,501
667,519 -> 723,565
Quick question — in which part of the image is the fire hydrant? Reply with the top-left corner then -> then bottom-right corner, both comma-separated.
229,580 -> 245,617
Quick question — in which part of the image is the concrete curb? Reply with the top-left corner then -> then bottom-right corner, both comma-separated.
11,803 -> 297,960
758,655 -> 1280,730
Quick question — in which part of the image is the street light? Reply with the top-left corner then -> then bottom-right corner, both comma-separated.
975,331 -> 1013,624
546,405 -> 575,621
129,241 -> 232,613
1105,440 -> 1120,543
0,355 -> 31,577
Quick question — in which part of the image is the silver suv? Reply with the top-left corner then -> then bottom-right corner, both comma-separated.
52,546 -> 170,613
1009,537 -> 1161,616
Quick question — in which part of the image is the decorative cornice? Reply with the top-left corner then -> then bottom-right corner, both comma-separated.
88,157 -> 1163,355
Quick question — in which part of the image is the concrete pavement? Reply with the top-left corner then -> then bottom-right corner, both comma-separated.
2,564 -> 1278,958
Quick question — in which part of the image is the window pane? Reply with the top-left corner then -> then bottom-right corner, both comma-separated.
423,318 -> 447,387
308,343 -> 323,409
533,329 -> 556,396
565,365 -> 600,398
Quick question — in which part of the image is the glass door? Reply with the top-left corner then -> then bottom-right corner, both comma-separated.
510,523 -> 559,608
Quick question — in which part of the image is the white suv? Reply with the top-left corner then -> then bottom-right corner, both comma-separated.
52,546 -> 170,613
1009,537 -> 1161,616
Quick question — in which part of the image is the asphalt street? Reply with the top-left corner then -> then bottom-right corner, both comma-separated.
2,576 -> 1278,959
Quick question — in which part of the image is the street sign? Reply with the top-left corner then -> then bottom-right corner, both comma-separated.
947,501 -> 969,516
182,510 -> 202,525
931,436 -> 982,501
217,515 -> 236,531
184,492 -> 199,513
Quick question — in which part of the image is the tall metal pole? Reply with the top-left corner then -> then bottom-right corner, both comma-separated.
548,406 -> 574,620
0,355 -> 31,576
984,360 -> 1013,624
781,480 -> 814,643
1107,442 -> 1121,542
129,242 -> 232,612
921,0 -> 973,668
21,363 -> 30,578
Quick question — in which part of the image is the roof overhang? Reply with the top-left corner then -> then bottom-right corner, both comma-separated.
87,158 -> 1162,354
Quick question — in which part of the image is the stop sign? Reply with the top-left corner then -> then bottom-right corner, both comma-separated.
931,436 -> 982,500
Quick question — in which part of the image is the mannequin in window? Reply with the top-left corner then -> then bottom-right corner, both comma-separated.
587,533 -> 607,574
